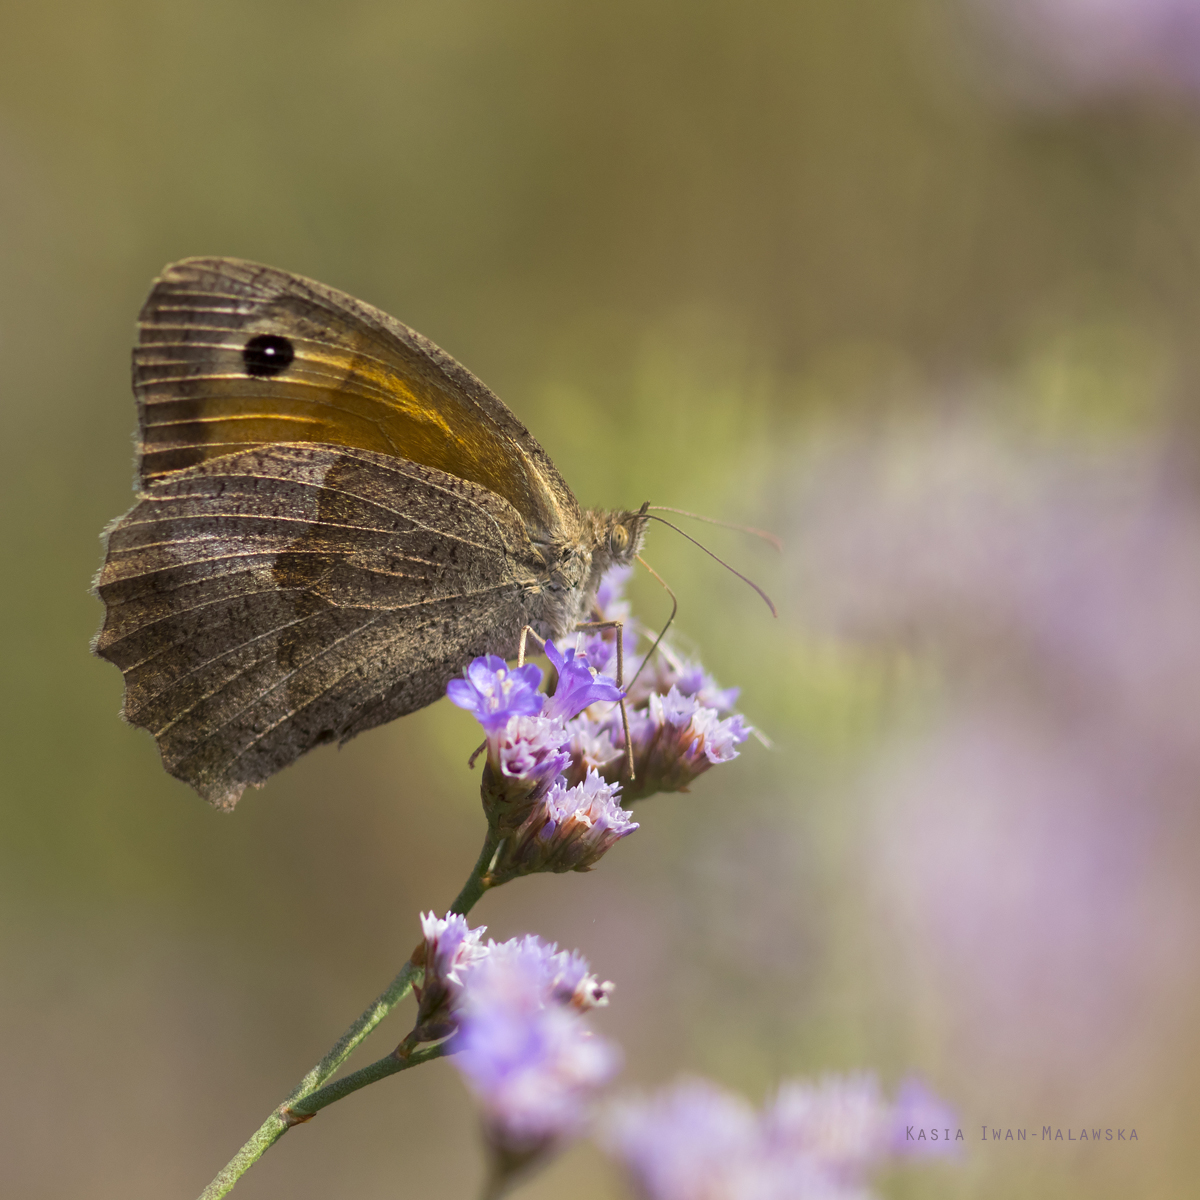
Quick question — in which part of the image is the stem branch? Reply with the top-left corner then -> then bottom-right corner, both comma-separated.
196,827 -> 500,1199
288,1042 -> 450,1119
196,960 -> 419,1200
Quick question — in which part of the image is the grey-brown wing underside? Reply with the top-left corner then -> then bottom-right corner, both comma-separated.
94,443 -> 544,809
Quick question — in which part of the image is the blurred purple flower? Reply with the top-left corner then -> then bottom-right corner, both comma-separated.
577,629 -> 621,680
447,656 -> 544,733
604,1073 -> 957,1200
763,1074 -> 891,1177
582,564 -> 641,677
626,649 -> 740,714
673,662 -> 741,713
968,0 -> 1200,102
604,1078 -> 760,1200
453,936 -> 622,1180
890,1078 -> 961,1157
485,934 -> 616,1010
410,925 -> 615,1052
542,639 -> 623,722
790,423 -> 1200,1094
595,563 -> 634,619
765,1073 -> 958,1176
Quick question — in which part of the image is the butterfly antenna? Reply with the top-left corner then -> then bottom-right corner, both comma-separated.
643,514 -> 778,617
647,505 -> 782,552
627,555 -> 678,690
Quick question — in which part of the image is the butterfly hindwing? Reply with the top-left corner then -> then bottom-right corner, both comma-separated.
95,443 -> 546,808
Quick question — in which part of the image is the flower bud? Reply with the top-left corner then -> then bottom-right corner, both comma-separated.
492,770 -> 638,880
409,911 -> 488,1045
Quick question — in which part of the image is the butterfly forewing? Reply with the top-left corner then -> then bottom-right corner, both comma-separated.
133,258 -> 581,541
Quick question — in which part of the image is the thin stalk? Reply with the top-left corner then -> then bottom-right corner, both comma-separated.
196,960 -> 419,1200
196,829 -> 501,1200
287,1041 -> 450,1119
449,831 -> 500,914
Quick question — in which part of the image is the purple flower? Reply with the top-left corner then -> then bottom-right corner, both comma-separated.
536,771 -> 638,868
453,938 -> 622,1178
485,935 -> 616,1010
674,663 -> 741,713
763,1074 -> 892,1180
560,713 -> 624,786
890,1078 -> 960,1158
543,639 -> 623,722
491,770 -> 638,879
409,912 -> 489,1044
969,0 -> 1200,103
595,564 -> 634,619
447,656 -> 544,733
604,1078 -> 761,1200
626,650 -> 740,714
449,582 -> 753,819
612,687 -> 751,800
578,629 -> 620,679
603,1074 -> 960,1200
692,708 -> 750,765
494,715 -> 571,786
480,714 -> 572,833
583,565 -> 642,674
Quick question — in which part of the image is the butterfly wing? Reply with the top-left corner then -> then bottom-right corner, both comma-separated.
97,258 -> 586,807
134,257 -> 581,541
96,443 -> 547,808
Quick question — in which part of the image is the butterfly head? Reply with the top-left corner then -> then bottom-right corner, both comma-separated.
593,501 -> 649,573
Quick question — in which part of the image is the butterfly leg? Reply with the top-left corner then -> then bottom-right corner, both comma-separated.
573,619 -> 635,781
517,624 -> 547,668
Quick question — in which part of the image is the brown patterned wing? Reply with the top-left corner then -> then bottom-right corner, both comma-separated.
134,257 -> 581,543
95,444 -> 545,809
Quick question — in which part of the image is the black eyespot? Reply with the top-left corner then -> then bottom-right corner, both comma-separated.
242,333 -> 295,378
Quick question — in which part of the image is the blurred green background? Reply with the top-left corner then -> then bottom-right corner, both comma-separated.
2,1 -> 1198,1197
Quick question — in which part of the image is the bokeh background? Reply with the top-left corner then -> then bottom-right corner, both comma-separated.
3,1 -> 1199,1197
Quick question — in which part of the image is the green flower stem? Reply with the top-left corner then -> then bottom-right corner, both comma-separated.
449,831 -> 501,915
196,959 -> 420,1200
288,1041 -> 450,1119
196,830 -> 501,1200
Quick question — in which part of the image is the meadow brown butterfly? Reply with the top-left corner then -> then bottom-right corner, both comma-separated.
94,258 -> 647,809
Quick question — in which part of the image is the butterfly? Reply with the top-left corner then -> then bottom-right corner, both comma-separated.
94,258 -> 647,809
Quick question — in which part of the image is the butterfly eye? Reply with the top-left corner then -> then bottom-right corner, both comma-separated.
242,333 -> 295,378
609,524 -> 630,554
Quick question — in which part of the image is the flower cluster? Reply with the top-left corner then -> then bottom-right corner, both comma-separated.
410,915 -> 615,1049
409,919 -> 621,1186
564,570 -> 752,801
448,571 -> 748,825
446,625 -> 638,878
603,1073 -> 957,1200
494,769 -> 639,878
446,567 -> 752,825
